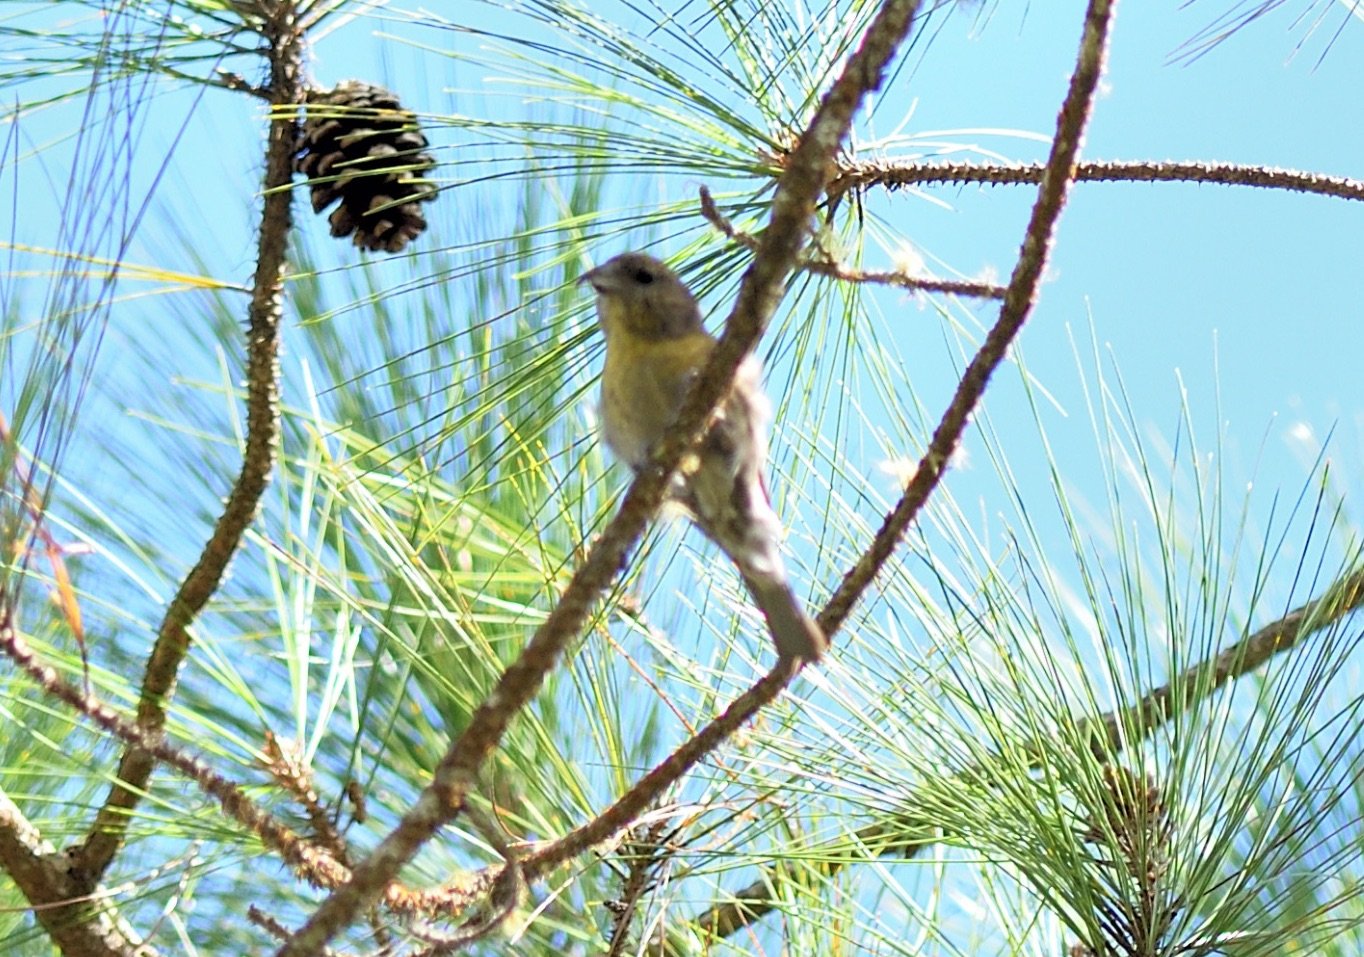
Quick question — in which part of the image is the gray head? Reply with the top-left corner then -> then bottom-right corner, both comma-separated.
579,252 -> 704,340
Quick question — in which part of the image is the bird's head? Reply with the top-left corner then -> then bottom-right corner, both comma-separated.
579,252 -> 703,340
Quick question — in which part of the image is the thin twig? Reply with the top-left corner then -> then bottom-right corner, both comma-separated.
275,3 -> 927,954
250,906 -> 342,956
681,562 -> 1364,946
521,661 -> 798,879
605,818 -> 673,957
828,158 -> 1364,205
78,1 -> 305,887
404,861 -> 524,957
700,186 -> 1006,300
249,905 -> 296,942
263,732 -> 352,866
214,68 -> 273,101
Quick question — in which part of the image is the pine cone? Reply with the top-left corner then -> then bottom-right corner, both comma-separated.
294,81 -> 437,253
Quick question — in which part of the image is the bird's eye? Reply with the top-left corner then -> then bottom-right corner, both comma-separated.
632,268 -> 654,285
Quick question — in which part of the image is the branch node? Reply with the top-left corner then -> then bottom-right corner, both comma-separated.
700,186 -> 1006,300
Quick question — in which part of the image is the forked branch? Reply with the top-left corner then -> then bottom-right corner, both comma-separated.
276,1 -> 930,953
77,1 -> 305,887
699,186 -> 1008,300
0,757 -> 150,956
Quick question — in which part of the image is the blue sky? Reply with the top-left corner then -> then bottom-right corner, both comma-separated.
7,0 -> 1360,740
8,0 -> 1361,788
13,1 -> 1361,463
4,1 -> 1364,950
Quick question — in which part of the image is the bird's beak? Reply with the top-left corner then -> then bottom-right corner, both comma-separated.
578,264 -> 619,294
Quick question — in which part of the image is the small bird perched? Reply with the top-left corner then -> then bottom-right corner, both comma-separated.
580,251 -> 827,663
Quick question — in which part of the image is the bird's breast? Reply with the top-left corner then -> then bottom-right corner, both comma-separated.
600,331 -> 713,469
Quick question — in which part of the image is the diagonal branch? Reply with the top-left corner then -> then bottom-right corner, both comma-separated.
681,562 -> 1364,947
818,0 -> 1114,636
829,158 -> 1364,205
1090,563 -> 1364,752
521,661 -> 799,880
76,5 -> 305,886
275,2 -> 929,953
423,0 -> 1116,922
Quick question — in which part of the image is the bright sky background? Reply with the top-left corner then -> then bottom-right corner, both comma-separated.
9,0 -> 1363,780
4,1 -> 1364,950
8,0 -> 1361,746
72,0 -> 1360,496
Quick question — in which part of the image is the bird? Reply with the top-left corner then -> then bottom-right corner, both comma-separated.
579,251 -> 827,663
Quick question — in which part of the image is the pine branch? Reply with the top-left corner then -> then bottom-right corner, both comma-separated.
0,782 -> 151,957
403,861 -> 523,956
262,732 -> 353,867
681,563 -> 1364,947
274,1 -> 929,952
818,0 -> 1113,636
75,1 -> 306,887
1087,563 -> 1364,752
829,159 -> 1364,205
521,663 -> 798,878
699,186 -> 1007,300
0,604 -> 525,928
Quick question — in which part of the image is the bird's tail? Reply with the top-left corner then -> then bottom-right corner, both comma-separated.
743,572 -> 828,663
